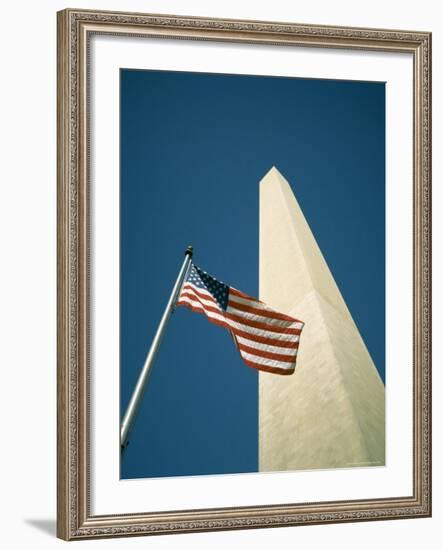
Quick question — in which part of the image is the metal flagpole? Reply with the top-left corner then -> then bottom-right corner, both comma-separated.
120,245 -> 194,450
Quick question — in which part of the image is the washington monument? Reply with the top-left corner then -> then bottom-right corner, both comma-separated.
259,167 -> 385,472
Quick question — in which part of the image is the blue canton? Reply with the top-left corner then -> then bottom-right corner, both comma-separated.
186,264 -> 229,310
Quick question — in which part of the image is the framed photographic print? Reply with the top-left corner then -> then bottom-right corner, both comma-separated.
57,8 -> 432,540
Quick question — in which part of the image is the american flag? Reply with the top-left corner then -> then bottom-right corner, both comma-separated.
176,264 -> 304,375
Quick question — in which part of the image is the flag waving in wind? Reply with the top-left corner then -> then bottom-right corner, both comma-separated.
177,264 -> 304,375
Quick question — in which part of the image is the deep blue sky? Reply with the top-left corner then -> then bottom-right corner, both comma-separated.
120,69 -> 385,479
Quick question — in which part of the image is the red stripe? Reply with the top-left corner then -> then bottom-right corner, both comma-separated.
179,292 -> 221,315
242,357 -> 295,375
177,301 -> 231,331
230,328 -> 299,348
225,312 -> 302,335
228,299 -> 299,322
229,287 -> 260,302
181,284 -> 217,304
237,342 -> 296,362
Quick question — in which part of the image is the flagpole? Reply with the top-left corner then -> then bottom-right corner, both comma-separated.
120,245 -> 193,450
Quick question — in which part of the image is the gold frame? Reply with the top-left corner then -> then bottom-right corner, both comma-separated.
57,8 -> 432,540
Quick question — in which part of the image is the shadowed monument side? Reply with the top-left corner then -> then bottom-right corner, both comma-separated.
259,167 -> 385,472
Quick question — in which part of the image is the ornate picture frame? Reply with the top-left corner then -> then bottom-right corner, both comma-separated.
57,8 -> 431,540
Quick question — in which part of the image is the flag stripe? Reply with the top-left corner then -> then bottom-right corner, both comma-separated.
234,334 -> 299,355
225,293 -> 260,307
231,328 -> 299,348
239,349 -> 296,370
225,311 -> 302,334
179,292 -> 222,315
181,284 -> 218,304
242,357 -> 295,375
229,287 -> 260,302
177,299 -> 230,330
229,297 -> 299,322
235,341 -> 297,362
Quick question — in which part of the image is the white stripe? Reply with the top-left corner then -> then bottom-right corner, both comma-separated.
177,297 -> 226,323
235,334 -> 298,356
182,281 -> 213,296
228,293 -> 260,307
229,320 -> 299,342
180,286 -> 222,311
239,350 -> 295,370
177,296 -> 298,342
182,282 -> 217,301
227,303 -> 298,328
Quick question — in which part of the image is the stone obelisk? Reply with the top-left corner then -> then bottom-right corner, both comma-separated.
259,167 -> 385,471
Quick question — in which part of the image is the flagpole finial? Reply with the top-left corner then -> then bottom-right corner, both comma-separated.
185,245 -> 193,258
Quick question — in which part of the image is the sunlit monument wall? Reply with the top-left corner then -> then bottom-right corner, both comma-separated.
259,167 -> 385,472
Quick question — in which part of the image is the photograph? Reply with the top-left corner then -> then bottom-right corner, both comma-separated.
119,68 -> 386,479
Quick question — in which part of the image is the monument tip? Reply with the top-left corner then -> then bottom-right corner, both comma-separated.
260,165 -> 283,184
